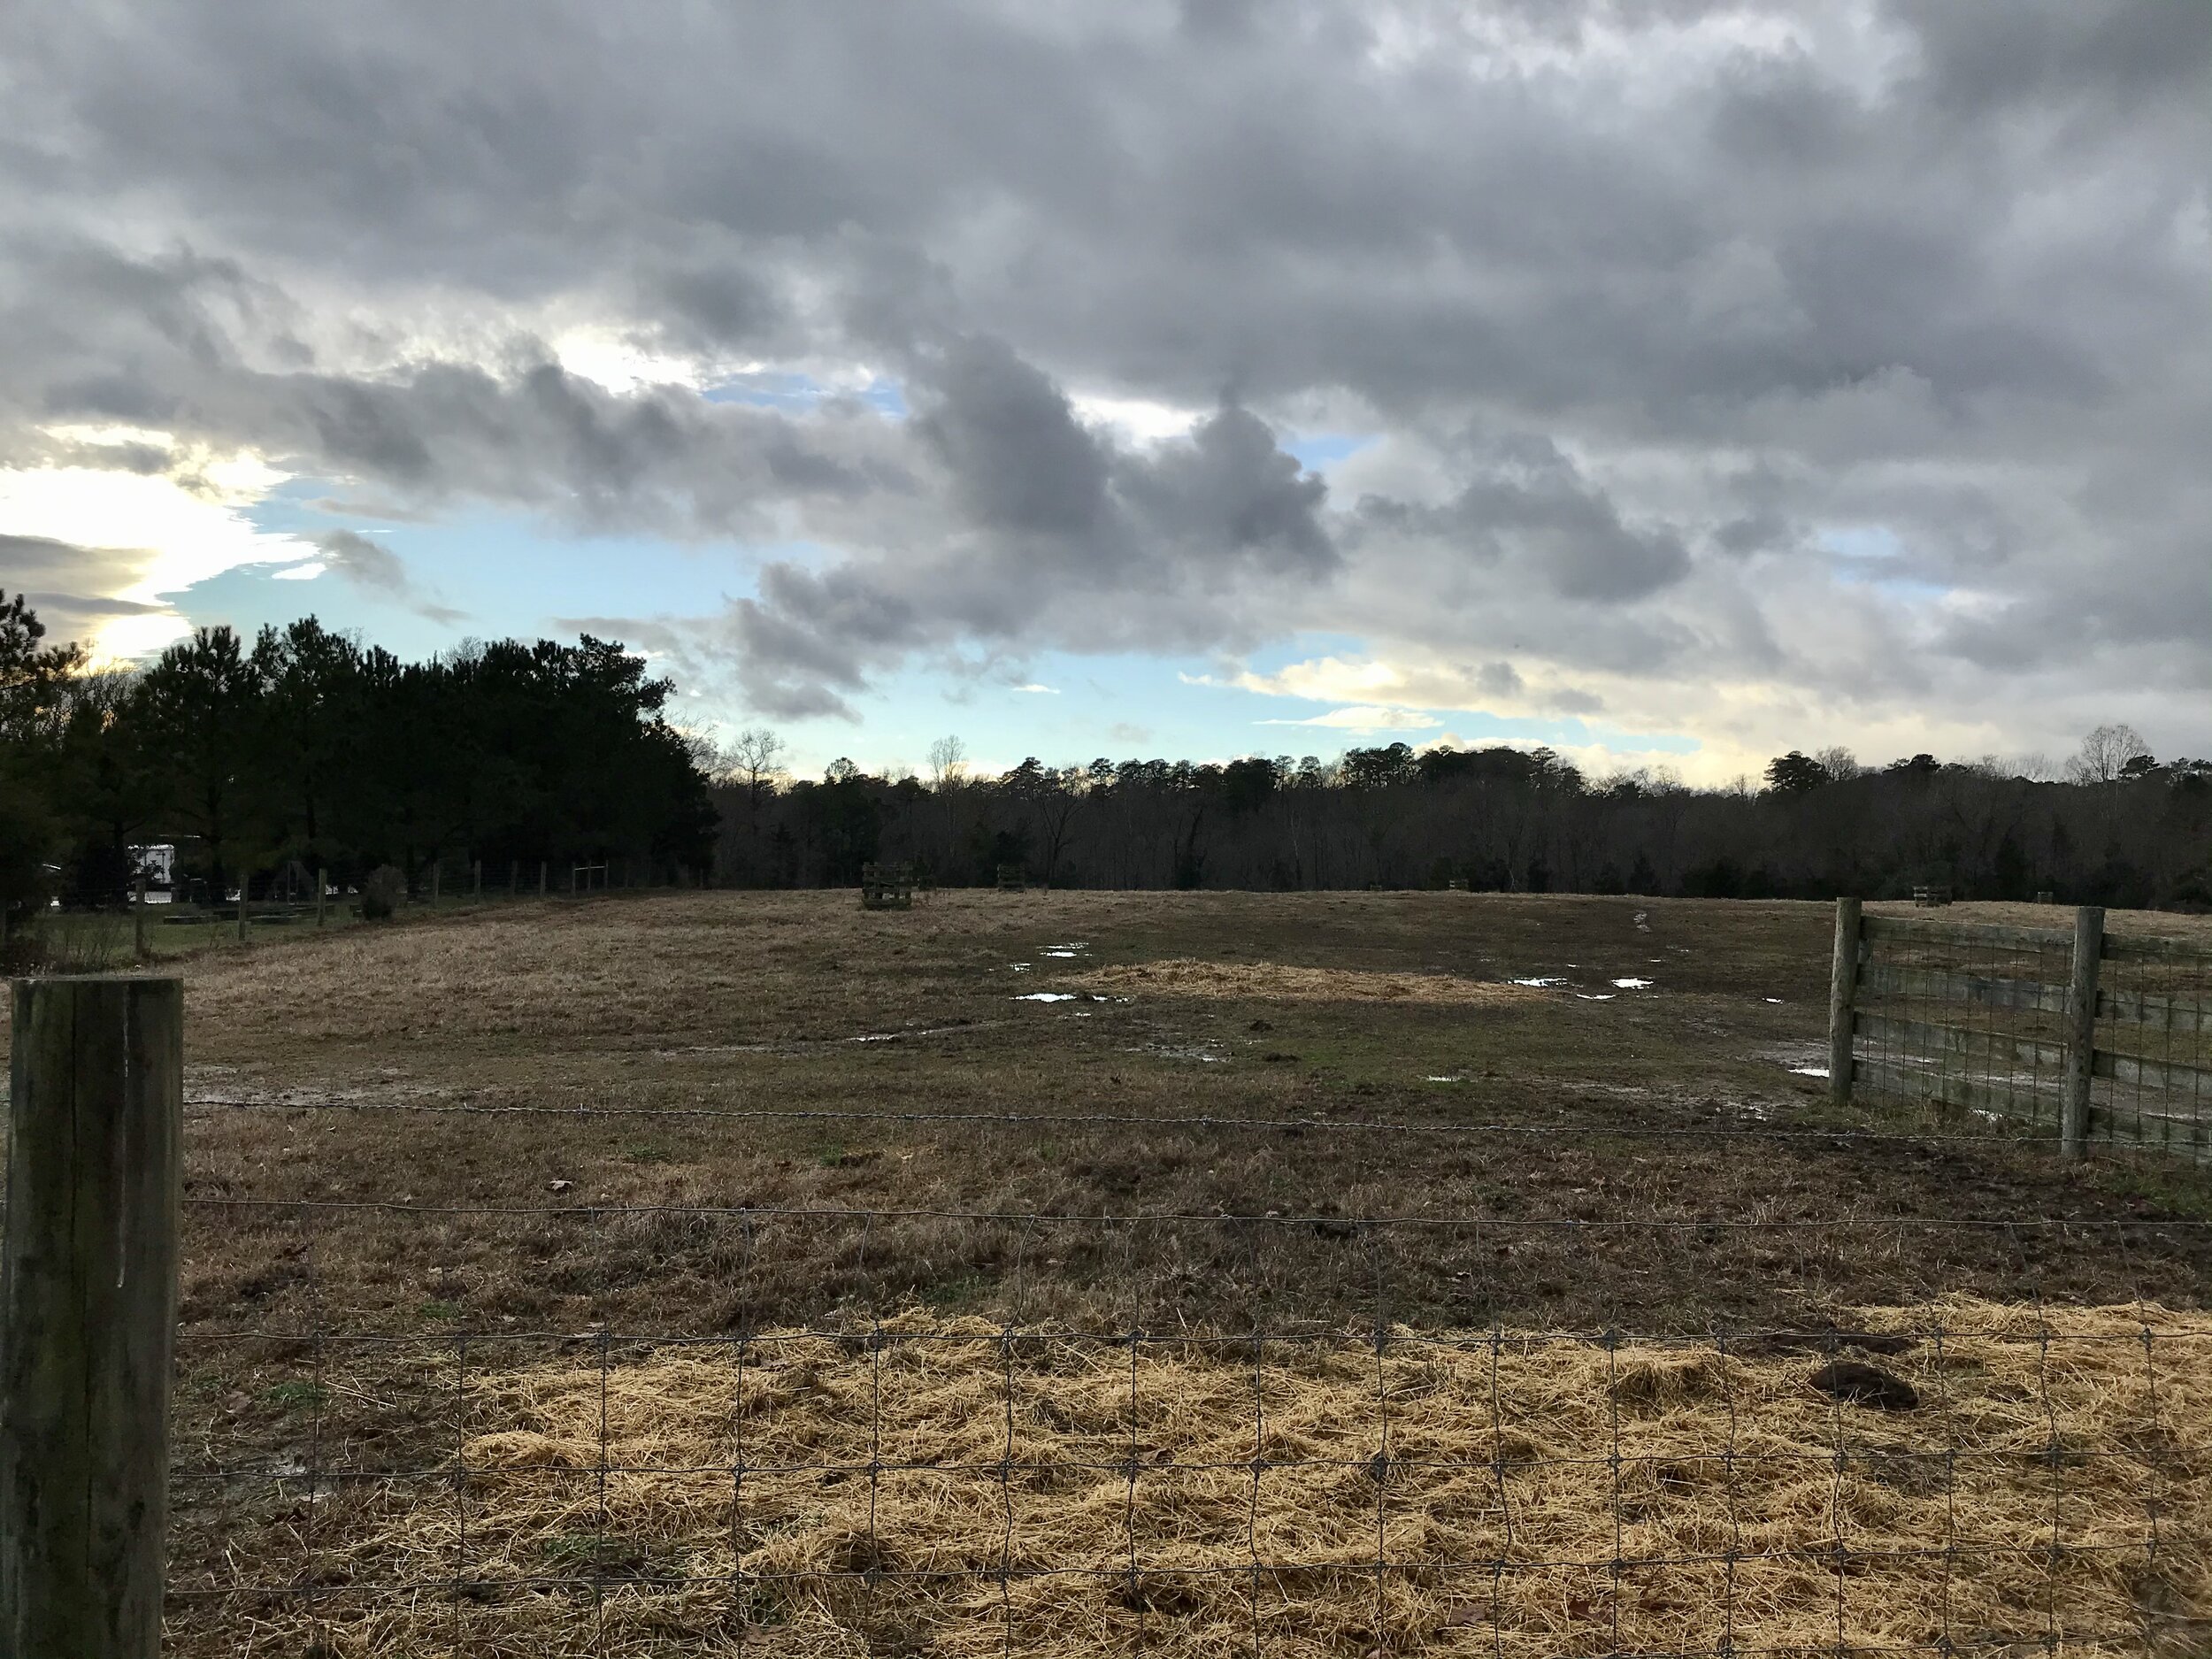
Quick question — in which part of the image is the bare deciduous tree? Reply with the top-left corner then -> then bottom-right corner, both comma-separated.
2066,724 -> 2151,786
728,727 -> 787,812
928,734 -> 969,789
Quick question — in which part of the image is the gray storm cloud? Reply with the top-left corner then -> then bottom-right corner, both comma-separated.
0,0 -> 2206,751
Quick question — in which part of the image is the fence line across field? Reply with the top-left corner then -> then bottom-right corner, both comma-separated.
1830,898 -> 2212,1161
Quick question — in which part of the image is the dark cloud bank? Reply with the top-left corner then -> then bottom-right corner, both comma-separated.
1,0 -> 2206,755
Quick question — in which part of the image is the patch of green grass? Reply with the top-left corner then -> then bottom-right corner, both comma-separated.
623,1142 -> 673,1164
921,1270 -> 993,1312
262,1379 -> 330,1413
2089,1156 -> 2212,1222
538,1531 -> 659,1579
418,1299 -> 462,1321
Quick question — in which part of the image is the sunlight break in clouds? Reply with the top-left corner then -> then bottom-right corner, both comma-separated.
0,442 -> 306,662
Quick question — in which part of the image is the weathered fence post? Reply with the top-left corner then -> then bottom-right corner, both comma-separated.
235,870 -> 250,944
316,865 -> 328,928
2061,905 -> 2106,1162
133,876 -> 148,957
472,859 -> 481,900
1827,896 -> 1862,1110
538,860 -> 548,898
1,976 -> 182,1657
431,862 -> 442,906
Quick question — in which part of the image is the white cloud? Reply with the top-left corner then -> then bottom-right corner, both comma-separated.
553,328 -> 715,394
84,612 -> 196,663
0,447 -> 308,660
1256,704 -> 1440,733
1067,391 -> 1203,445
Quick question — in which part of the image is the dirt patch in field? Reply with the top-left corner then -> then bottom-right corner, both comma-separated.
1073,956 -> 1546,1006
174,1297 -> 2212,1658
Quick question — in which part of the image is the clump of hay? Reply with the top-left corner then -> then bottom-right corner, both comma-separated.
1074,958 -> 1543,1007
181,1299 -> 2212,1657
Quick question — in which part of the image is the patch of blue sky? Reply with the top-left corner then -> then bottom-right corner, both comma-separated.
1816,526 -> 1951,603
703,371 -> 907,419
1280,432 -> 1377,474
223,489 -> 795,656
237,475 -> 357,540
757,648 -> 1302,780
155,560 -> 458,664
1816,524 -> 1906,562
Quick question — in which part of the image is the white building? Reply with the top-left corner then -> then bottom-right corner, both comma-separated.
127,843 -> 177,887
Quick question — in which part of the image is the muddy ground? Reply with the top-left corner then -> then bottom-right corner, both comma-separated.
16,887 -> 2209,1652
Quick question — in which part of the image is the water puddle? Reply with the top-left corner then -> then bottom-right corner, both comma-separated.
1611,977 -> 1654,990
1014,992 -> 1079,1003
1510,976 -> 1566,987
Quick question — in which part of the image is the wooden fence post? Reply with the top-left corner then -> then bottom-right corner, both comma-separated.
2061,905 -> 2106,1162
235,870 -> 250,944
472,859 -> 481,900
1,976 -> 182,1657
1828,896 -> 1862,1109
538,861 -> 548,898
132,877 -> 148,958
431,862 -> 442,906
316,866 -> 328,928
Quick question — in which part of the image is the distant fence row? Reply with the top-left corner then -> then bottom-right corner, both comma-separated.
1830,899 -> 2212,1160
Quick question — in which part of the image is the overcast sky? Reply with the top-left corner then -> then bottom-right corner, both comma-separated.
2,1 -> 2206,782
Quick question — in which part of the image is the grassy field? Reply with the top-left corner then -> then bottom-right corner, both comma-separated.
13,888 -> 2211,1654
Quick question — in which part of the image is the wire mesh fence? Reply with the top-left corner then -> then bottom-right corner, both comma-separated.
1847,909 -> 2212,1161
157,1108 -> 2212,1657
165,1298 -> 2212,1657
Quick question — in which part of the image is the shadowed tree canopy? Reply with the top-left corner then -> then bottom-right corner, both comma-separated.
709,733 -> 2212,910
0,599 -> 717,915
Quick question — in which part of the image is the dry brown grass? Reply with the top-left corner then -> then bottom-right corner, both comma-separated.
176,1298 -> 2212,1656
1862,901 -> 2212,944
1071,958 -> 1545,1006
15,887 -> 2202,1653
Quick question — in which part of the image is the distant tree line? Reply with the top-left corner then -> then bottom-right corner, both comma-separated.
5,586 -> 2203,919
0,592 -> 716,922
711,726 -> 2212,910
